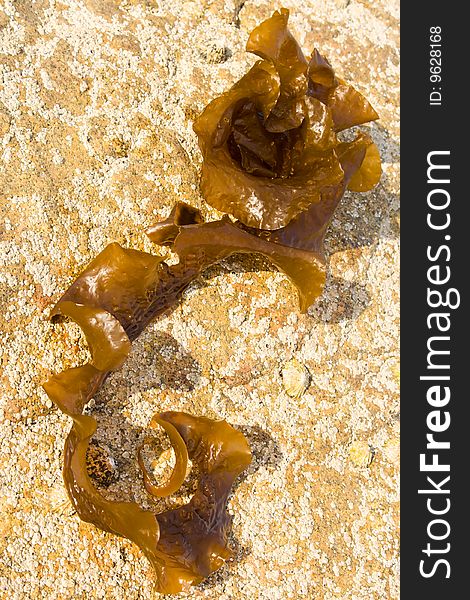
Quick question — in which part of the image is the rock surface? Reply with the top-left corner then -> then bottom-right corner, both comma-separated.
0,1 -> 399,598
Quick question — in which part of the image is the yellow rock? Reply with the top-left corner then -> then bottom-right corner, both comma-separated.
383,438 -> 400,465
281,359 -> 310,398
349,440 -> 374,467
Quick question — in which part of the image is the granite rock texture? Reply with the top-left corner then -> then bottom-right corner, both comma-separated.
0,0 -> 399,598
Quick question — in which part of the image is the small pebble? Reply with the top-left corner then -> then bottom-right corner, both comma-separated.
281,359 -> 310,398
349,441 -> 374,467
383,438 -> 400,465
198,42 -> 230,64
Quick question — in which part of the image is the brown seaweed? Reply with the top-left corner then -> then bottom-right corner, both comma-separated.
146,133 -> 372,312
193,7 -> 381,231
137,414 -> 189,499
44,236 -> 252,593
44,8 -> 382,594
45,364 -> 250,593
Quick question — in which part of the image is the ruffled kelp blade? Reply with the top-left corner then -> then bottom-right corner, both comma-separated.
307,49 -> 379,131
346,141 -> 381,191
246,8 -> 308,133
146,202 -> 325,311
152,412 -> 251,593
137,414 -> 189,499
51,301 -> 131,371
44,239 -> 252,594
193,7 -> 380,230
51,243 -> 167,340
44,361 -> 251,593
147,135 -> 375,312
43,366 -> 161,551
193,60 -> 281,152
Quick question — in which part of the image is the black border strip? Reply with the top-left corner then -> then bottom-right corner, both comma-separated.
401,4 -> 466,596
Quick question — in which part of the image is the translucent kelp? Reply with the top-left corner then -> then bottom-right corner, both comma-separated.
192,8 -> 381,307
44,240 -> 252,594
194,8 -> 380,231
44,7 -> 382,594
